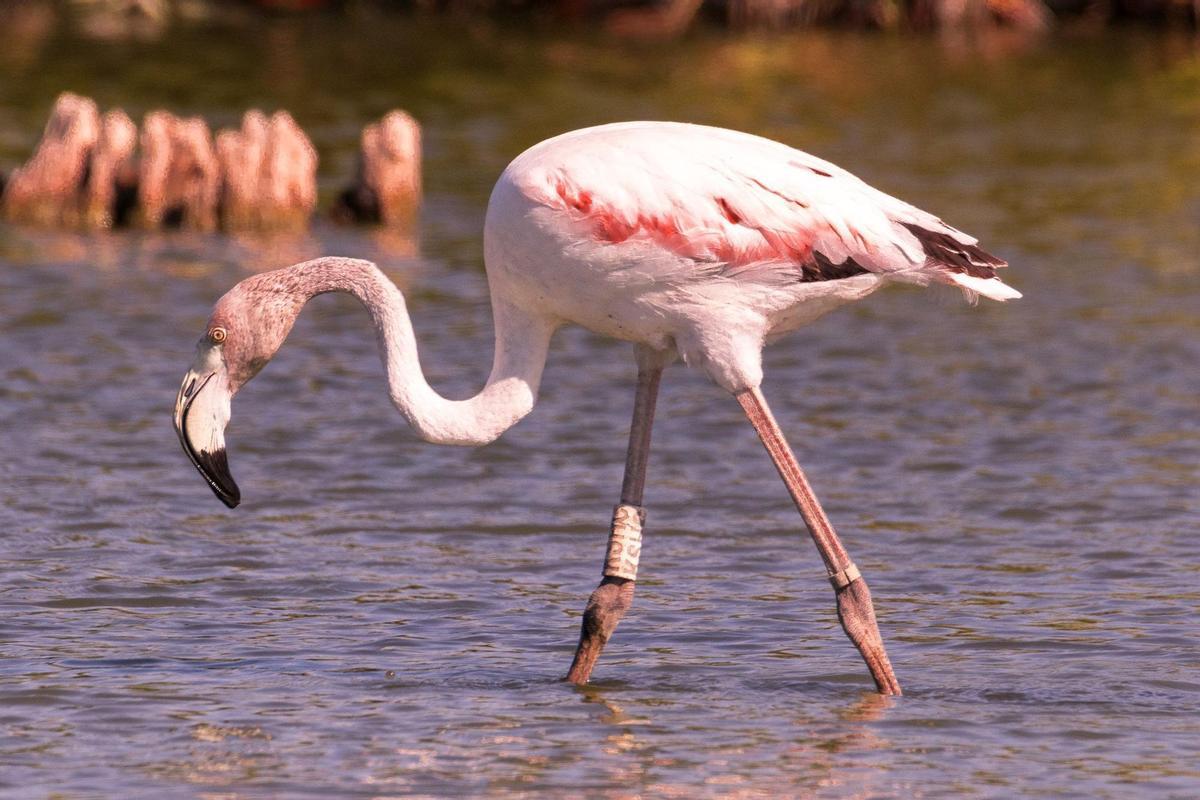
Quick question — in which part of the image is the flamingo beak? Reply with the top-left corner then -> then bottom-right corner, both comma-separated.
174,355 -> 241,509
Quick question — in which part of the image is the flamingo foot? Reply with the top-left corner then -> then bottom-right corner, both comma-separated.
835,576 -> 902,695
565,577 -> 635,684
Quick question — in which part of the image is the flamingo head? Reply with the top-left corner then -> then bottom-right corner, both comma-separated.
173,277 -> 304,508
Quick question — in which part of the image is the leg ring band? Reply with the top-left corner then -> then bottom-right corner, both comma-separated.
829,562 -> 862,590
603,504 -> 644,581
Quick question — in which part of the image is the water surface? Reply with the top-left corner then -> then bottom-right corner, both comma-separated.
1,18 -> 1199,798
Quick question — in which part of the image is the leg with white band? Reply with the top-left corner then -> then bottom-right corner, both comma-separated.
566,350 -> 664,685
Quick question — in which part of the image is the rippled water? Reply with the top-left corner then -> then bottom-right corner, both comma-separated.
2,17 -> 1199,798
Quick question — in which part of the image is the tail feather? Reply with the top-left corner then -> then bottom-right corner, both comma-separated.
897,221 -> 1019,303
949,272 -> 1022,302
900,222 -> 1007,279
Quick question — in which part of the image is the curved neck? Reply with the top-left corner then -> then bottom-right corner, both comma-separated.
290,258 -> 553,446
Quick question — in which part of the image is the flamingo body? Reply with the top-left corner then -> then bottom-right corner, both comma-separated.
175,122 -> 1021,694
485,121 -> 1017,391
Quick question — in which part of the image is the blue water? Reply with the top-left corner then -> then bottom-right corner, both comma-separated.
1,18 -> 1198,798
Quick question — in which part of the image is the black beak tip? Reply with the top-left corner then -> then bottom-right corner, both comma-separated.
217,484 -> 241,509
191,446 -> 241,510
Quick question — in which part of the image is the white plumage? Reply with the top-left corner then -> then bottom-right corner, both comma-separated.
176,121 -> 1021,694
485,120 -> 1018,391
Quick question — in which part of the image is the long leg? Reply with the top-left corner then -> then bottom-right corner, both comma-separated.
736,386 -> 902,696
565,352 -> 664,685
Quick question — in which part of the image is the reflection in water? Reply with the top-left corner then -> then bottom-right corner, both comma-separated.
0,224 -> 418,283
228,230 -> 325,271
575,683 -> 899,797
799,693 -> 896,798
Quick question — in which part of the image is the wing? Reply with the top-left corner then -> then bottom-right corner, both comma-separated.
511,122 -> 1018,301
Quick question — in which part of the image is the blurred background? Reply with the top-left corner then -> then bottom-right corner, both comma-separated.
1,3 -> 1198,798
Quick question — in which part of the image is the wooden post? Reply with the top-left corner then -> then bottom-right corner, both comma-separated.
217,110 -> 317,231
334,110 -> 421,226
3,98 -> 416,232
260,111 -> 318,230
84,109 -> 137,229
1,92 -> 99,227
216,110 -> 268,231
138,111 -> 219,231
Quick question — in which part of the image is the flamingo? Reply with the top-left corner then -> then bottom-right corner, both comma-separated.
173,121 -> 1020,695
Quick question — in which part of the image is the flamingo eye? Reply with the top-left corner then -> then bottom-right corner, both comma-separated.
209,327 -> 228,344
